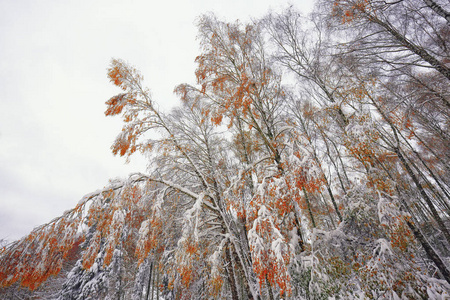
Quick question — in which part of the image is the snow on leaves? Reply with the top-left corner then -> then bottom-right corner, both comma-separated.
0,205 -> 83,290
2,4 -> 450,299
248,205 -> 293,296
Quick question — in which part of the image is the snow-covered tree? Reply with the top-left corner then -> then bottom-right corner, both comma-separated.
1,1 -> 449,298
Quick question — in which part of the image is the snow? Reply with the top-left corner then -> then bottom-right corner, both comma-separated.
112,209 -> 125,225
138,220 -> 150,240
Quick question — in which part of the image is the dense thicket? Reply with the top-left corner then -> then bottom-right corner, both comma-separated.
1,1 -> 449,299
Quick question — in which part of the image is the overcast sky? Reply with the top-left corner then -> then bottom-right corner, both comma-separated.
0,0 -> 313,241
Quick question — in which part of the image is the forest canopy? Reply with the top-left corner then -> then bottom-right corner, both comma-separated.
1,0 -> 450,299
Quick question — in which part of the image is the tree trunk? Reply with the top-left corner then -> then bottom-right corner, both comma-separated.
422,0 -> 450,23
225,244 -> 240,300
146,261 -> 153,300
406,220 -> 450,284
266,275 -> 274,300
303,187 -> 316,228
395,147 -> 450,245
156,267 -> 160,300
368,14 -> 450,81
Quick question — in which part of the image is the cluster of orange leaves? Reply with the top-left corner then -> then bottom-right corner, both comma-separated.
249,215 -> 293,297
193,21 -> 276,129
176,237 -> 203,288
344,116 -> 381,168
332,0 -> 371,24
243,165 -> 319,296
0,205 -> 84,290
208,273 -> 224,298
105,59 -> 147,159
105,93 -> 137,117
111,125 -> 140,157
135,217 -> 163,266
383,215 -> 415,253
81,185 -> 148,271
389,107 -> 416,140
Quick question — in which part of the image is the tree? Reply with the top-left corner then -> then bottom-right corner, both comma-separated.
1,3 -> 450,299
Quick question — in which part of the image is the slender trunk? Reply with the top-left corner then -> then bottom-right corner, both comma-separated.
294,214 -> 305,252
145,261 -> 153,300
227,222 -> 261,299
312,139 -> 342,223
395,147 -> 450,245
406,71 -> 450,109
298,114 -> 343,222
303,187 -> 316,228
118,264 -> 123,300
412,130 -> 450,170
406,145 -> 450,205
368,91 -> 450,245
422,0 -> 450,23
380,164 -> 450,284
225,244 -> 240,300
156,267 -> 160,300
319,191 -> 336,229
368,13 -> 450,80
326,184 -> 342,223
325,142 -> 348,195
265,276 -> 274,300
406,220 -> 450,284
150,262 -> 155,300
410,158 -> 450,214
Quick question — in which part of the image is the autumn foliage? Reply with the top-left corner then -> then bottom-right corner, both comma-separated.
1,1 -> 450,299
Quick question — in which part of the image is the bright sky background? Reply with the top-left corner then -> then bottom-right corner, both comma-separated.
0,0 -> 313,241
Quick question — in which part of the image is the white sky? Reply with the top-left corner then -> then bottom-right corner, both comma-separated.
0,0 -> 313,241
